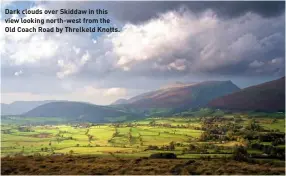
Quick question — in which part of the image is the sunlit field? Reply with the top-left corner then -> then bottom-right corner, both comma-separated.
2,114 -> 285,160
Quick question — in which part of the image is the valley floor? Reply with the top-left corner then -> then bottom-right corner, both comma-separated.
1,112 -> 285,175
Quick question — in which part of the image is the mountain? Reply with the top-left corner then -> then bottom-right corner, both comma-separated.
1,100 -> 60,115
159,81 -> 195,89
111,99 -> 128,105
114,80 -> 240,109
208,77 -> 285,112
23,101 -> 140,123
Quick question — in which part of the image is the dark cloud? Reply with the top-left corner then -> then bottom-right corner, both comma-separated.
99,1 -> 285,23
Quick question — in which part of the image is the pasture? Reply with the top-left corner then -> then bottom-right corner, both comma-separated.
1,115 -> 285,160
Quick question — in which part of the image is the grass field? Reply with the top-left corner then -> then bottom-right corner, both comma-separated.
1,113 -> 285,175
1,115 -> 285,159
1,121 -> 203,157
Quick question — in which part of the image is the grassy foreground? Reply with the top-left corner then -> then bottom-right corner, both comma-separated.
1,155 -> 285,175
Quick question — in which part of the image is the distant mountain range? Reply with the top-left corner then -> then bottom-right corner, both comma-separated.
2,77 -> 284,123
1,100 -> 60,115
208,77 -> 285,112
111,80 -> 240,109
23,101 -> 141,123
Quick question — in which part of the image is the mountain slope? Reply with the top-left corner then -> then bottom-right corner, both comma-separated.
115,80 -> 240,109
1,100 -> 59,115
23,101 -> 140,123
208,77 -> 285,112
111,99 -> 129,105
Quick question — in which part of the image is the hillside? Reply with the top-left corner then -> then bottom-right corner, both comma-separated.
114,80 -> 240,109
23,101 -> 140,123
208,77 -> 285,112
1,100 -> 59,115
111,98 -> 128,105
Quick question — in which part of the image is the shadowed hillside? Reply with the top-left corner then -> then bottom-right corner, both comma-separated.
1,100 -> 60,115
23,101 -> 140,123
208,77 -> 285,112
113,80 -> 240,109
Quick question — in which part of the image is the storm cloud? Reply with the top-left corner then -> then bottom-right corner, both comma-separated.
1,1 -> 285,104
100,1 -> 285,23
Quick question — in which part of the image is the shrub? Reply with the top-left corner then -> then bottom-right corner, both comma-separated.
147,145 -> 159,150
149,153 -> 177,159
232,146 -> 249,161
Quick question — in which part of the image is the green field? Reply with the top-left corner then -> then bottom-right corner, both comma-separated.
1,114 -> 285,160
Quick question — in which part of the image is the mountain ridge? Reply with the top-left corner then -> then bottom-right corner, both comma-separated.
112,80 -> 241,109
1,100 -> 62,115
208,77 -> 285,112
23,101 -> 141,123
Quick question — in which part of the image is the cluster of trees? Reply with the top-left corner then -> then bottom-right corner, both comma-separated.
112,128 -> 119,138
250,143 -> 285,159
199,117 -> 244,142
55,131 -> 74,143
83,128 -> 94,143
181,143 -> 231,154
111,123 -> 121,128
241,131 -> 285,144
138,133 -> 143,146
198,116 -> 285,161
128,128 -> 132,144
18,126 -> 34,132
258,132 -> 285,143
126,123 -> 136,127
146,142 -> 176,151
272,138 -> 285,146
232,146 -> 249,161
2,129 -> 11,134
245,120 -> 263,131
147,120 -> 201,130
73,123 -> 91,128
40,147 -> 55,154
199,117 -> 274,144
87,135 -> 93,143
149,152 -> 177,159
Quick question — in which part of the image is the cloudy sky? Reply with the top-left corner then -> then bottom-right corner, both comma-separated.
1,1 -> 285,105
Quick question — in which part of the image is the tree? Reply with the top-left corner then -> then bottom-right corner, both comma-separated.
232,146 -> 249,161
188,144 -> 196,151
169,141 -> 175,151
128,132 -> 132,143
149,120 -> 156,126
44,147 -> 48,152
271,119 -> 278,124
200,131 -> 211,141
226,130 -> 234,140
113,128 -> 119,137
69,150 -> 74,155
88,135 -> 93,143
51,147 -> 54,154
147,145 -> 159,150
246,120 -> 262,131
85,129 -> 89,135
